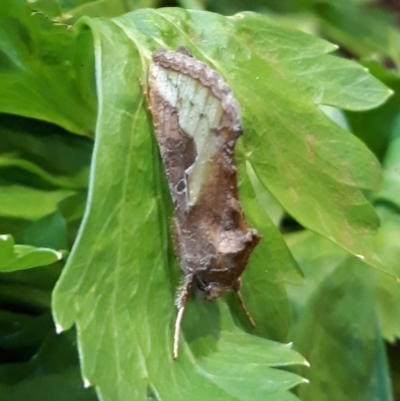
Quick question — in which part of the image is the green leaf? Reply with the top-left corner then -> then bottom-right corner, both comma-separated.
0,234 -> 64,272
0,319 -> 97,401
0,156 -> 87,190
344,59 -> 400,162
374,206 -> 400,342
22,211 -> 68,250
0,186 -> 75,220
0,114 -> 92,189
221,13 -> 387,271
53,10 -> 313,401
237,160 -> 302,341
53,0 -> 160,23
0,0 -> 96,135
226,12 -> 388,271
312,0 -> 400,65
233,13 -> 391,111
376,116 -> 400,209
286,231 -> 392,401
53,7 -> 393,401
0,262 -> 61,313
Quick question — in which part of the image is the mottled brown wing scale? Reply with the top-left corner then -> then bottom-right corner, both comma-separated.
149,90 -> 196,214
178,122 -> 258,282
148,48 -> 260,359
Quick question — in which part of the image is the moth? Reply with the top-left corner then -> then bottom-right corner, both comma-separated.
148,47 -> 260,359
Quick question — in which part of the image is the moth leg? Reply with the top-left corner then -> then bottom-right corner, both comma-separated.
173,273 -> 193,359
232,279 -> 255,327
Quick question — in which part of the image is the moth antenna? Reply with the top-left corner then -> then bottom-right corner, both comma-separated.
233,281 -> 255,327
173,306 -> 185,360
173,273 -> 193,359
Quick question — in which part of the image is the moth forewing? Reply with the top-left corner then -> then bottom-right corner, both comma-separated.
148,47 -> 260,359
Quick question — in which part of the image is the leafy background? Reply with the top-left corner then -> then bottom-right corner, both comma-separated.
0,0 -> 399,400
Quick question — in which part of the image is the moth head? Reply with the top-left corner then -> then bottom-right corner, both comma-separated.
194,277 -> 227,301
203,283 -> 227,301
